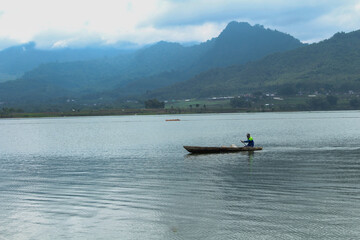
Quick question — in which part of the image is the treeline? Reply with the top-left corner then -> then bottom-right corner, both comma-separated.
0,107 -> 24,117
144,99 -> 165,109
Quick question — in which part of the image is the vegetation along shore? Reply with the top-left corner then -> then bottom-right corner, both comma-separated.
1,92 -> 359,118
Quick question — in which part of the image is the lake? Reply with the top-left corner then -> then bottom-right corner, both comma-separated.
1,111 -> 360,239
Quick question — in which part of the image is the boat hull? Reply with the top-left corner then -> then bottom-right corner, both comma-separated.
184,146 -> 263,154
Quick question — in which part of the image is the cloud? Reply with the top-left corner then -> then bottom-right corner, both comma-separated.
0,0 -> 360,49
0,0 -> 164,48
149,0 -> 360,42
268,1 -> 360,42
150,0 -> 343,26
32,30 -> 105,49
315,2 -> 360,32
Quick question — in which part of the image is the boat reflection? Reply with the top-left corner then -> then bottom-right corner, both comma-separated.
239,151 -> 254,163
184,150 -> 256,162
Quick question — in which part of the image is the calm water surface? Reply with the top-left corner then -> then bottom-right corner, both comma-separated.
1,111 -> 360,239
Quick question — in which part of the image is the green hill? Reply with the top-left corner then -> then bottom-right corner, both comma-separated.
149,30 -> 360,99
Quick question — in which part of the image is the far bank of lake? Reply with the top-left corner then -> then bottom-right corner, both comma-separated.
1,94 -> 359,118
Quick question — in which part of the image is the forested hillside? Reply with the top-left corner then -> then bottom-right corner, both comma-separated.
149,30 -> 360,99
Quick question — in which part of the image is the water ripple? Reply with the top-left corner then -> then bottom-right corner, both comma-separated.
1,112 -> 360,239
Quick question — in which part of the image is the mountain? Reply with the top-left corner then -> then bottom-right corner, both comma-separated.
8,41 -> 207,95
149,30 -> 360,99
0,21 -> 304,106
0,42 -> 128,82
196,22 -> 302,69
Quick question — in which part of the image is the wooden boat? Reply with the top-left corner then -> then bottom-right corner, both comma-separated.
184,145 -> 262,154
166,119 -> 180,121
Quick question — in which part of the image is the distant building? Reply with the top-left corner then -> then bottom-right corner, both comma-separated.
273,97 -> 283,101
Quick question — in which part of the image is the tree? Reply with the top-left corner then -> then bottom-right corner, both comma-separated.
252,91 -> 263,97
308,97 -> 329,110
230,97 -> 251,108
0,107 -> 17,117
349,98 -> 360,108
326,95 -> 338,106
144,99 -> 165,109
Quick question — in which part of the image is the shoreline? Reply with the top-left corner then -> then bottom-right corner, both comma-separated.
2,94 -> 359,119
0,108 -> 358,119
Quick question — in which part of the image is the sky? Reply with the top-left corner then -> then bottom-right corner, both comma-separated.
0,0 -> 360,50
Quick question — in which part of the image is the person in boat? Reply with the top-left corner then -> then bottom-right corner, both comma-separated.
241,133 -> 254,147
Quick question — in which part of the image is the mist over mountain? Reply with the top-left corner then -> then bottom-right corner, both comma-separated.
149,30 -> 360,99
0,21 -> 304,107
0,42 -> 130,82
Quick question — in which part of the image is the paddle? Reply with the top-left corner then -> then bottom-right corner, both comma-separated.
240,140 -> 247,146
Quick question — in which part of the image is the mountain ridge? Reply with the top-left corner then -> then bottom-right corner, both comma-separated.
0,21 -> 305,107
148,30 -> 360,99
